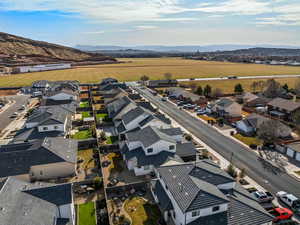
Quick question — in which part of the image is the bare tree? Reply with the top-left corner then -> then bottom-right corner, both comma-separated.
263,79 -> 282,98
257,119 -> 281,144
250,81 -> 258,92
164,72 -> 173,81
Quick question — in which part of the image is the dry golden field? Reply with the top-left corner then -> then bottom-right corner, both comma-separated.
1,57 -> 300,86
181,77 -> 299,94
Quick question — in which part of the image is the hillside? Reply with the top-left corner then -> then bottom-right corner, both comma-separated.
0,32 -> 115,62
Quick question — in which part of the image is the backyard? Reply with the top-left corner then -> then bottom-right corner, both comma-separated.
96,113 -> 109,121
80,101 -> 90,108
82,111 -> 92,119
72,129 -> 93,140
77,202 -> 96,225
106,136 -> 118,144
78,149 -> 95,170
1,58 -> 300,86
124,197 -> 161,225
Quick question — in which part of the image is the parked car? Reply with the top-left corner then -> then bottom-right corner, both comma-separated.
276,191 -> 300,214
161,97 -> 167,102
269,208 -> 293,223
253,191 -> 274,203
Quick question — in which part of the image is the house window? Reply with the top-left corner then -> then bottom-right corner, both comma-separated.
169,145 -> 175,150
212,206 -> 220,212
147,148 -> 153,153
173,211 -> 176,218
54,126 -> 58,130
40,171 -> 43,176
192,210 -> 200,217
43,127 -> 48,131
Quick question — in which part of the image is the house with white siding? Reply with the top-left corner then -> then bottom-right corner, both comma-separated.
119,126 -> 196,176
151,160 -> 273,225
0,177 -> 75,225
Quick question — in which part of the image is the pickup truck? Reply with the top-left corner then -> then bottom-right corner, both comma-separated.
276,191 -> 300,214
252,191 -> 274,203
269,208 -> 293,223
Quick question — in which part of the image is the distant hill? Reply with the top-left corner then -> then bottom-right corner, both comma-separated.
0,32 -> 115,62
75,44 -> 300,53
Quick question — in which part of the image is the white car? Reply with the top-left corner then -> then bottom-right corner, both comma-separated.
276,191 -> 300,214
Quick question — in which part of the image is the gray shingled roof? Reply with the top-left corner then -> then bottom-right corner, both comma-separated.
107,96 -> 132,118
268,97 -> 300,112
215,98 -> 235,108
188,212 -> 228,225
124,147 -> 183,167
161,128 -> 183,136
176,142 -> 197,158
121,107 -> 147,125
157,161 -> 232,212
13,127 -> 64,142
0,137 -> 77,178
0,177 -> 73,225
126,126 -> 176,148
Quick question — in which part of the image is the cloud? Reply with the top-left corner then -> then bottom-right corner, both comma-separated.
1,0 -> 300,26
135,25 -> 158,30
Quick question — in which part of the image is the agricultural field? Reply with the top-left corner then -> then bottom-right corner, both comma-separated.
180,77 -> 300,94
2,58 -> 300,87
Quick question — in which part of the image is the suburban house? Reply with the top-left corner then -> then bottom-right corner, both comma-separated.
119,126 -> 196,176
267,97 -> 300,121
107,96 -> 133,119
277,142 -> 300,162
167,87 -> 206,105
244,96 -> 271,108
236,113 -> 292,138
236,92 -> 258,104
100,77 -> 118,86
0,137 -> 77,181
43,88 -> 78,101
151,160 -> 273,225
210,98 -> 242,118
40,99 -> 78,113
147,79 -> 178,88
26,106 -> 72,134
115,106 -> 171,134
0,177 -> 75,225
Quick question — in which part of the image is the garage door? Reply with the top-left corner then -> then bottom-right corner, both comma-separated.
287,148 -> 295,158
296,153 -> 300,161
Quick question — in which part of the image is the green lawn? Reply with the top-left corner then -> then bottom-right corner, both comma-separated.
234,133 -> 262,146
96,113 -> 109,121
81,111 -> 92,119
106,136 -> 118,144
72,129 -> 93,140
124,197 -> 161,225
77,202 -> 96,225
80,101 -> 90,108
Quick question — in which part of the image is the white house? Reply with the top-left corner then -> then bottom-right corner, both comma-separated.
0,177 -> 75,225
120,126 -> 186,176
18,63 -> 71,73
151,160 -> 273,225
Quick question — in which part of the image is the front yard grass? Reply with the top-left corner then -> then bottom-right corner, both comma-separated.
124,197 -> 161,225
78,149 -> 95,169
72,129 -> 93,140
80,101 -> 90,108
81,111 -> 92,119
106,136 -> 118,144
77,202 -> 96,225
234,133 -> 262,146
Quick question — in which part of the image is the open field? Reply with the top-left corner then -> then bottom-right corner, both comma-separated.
1,58 -> 300,86
181,77 -> 299,94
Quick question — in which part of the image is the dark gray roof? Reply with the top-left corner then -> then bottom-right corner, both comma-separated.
153,180 -> 173,211
161,128 -> 183,136
244,113 -> 270,128
124,146 -> 183,167
40,99 -> 78,113
0,137 -> 77,178
27,106 -> 70,126
0,177 -> 73,225
45,88 -> 77,97
126,126 -> 176,148
13,127 -> 64,142
107,96 -> 132,118
137,101 -> 156,112
215,98 -> 235,108
268,97 -> 300,112
122,107 -> 147,125
176,142 -> 197,158
157,161 -> 232,212
116,122 -> 126,133
188,211 -> 228,225
100,77 -> 118,85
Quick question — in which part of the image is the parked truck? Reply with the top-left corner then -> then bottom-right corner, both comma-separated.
276,191 -> 300,214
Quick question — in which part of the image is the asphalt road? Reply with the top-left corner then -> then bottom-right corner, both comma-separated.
134,86 -> 300,198
176,74 -> 300,82
0,95 -> 29,131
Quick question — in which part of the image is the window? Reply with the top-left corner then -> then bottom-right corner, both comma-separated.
192,210 -> 200,217
173,211 -> 176,218
144,165 -> 150,170
147,148 -> 153,153
54,126 -> 58,130
43,127 -> 48,131
212,206 -> 220,212
169,145 -> 175,150
40,171 -> 43,176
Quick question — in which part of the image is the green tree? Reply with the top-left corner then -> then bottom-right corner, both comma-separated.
203,85 -> 212,97
140,75 -> 149,85
234,83 -> 244,94
227,164 -> 237,178
239,168 -> 246,179
195,86 -> 203,95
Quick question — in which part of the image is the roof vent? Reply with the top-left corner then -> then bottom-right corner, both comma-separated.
185,192 -> 189,196
173,175 -> 176,179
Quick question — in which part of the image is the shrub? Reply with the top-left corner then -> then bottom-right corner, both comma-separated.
227,164 -> 237,178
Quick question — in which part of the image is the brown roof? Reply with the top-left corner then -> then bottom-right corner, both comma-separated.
267,97 -> 300,112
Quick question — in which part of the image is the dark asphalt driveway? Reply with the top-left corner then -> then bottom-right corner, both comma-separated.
136,87 -> 300,198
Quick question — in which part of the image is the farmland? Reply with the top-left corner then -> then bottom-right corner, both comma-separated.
180,77 -> 299,94
1,57 -> 300,87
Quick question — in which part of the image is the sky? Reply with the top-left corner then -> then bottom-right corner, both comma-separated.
1,0 -> 300,47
